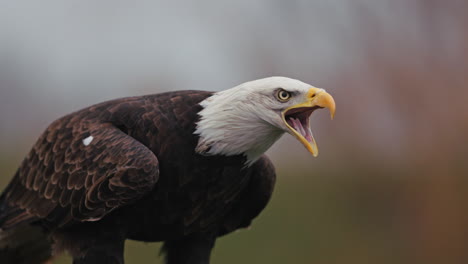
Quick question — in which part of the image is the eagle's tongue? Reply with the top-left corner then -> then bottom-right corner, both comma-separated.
289,117 -> 319,156
290,117 -> 313,142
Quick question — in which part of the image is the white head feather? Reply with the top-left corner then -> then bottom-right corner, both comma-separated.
194,76 -> 313,165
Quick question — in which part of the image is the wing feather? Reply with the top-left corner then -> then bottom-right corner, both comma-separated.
1,117 -> 159,229
1,91 -> 214,230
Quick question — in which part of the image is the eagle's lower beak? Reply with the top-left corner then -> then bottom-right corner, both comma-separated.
282,87 -> 335,157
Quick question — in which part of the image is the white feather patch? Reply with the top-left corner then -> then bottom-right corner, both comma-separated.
82,136 -> 94,146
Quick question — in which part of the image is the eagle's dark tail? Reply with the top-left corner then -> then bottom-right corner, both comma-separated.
0,194 -> 52,264
0,224 -> 53,264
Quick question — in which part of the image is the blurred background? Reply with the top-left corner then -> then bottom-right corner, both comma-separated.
1,0 -> 467,263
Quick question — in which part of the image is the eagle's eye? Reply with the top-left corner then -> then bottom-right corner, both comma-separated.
276,89 -> 292,102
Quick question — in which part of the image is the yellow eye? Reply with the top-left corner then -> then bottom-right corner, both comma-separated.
277,89 -> 291,101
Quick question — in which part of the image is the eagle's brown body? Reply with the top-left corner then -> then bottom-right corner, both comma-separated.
0,91 -> 276,264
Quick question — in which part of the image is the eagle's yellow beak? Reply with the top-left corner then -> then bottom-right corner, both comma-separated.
281,87 -> 335,157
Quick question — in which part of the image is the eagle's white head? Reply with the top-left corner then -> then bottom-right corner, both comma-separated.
195,76 -> 335,165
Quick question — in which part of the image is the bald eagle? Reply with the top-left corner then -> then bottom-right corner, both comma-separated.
0,77 -> 335,264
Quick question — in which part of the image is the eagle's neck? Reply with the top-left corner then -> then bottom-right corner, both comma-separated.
194,88 -> 284,165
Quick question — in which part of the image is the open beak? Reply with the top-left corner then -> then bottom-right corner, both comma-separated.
282,87 -> 335,157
